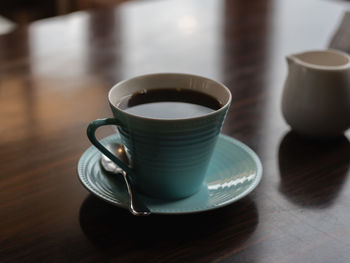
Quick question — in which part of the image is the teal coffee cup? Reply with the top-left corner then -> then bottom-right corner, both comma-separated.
87,73 -> 231,200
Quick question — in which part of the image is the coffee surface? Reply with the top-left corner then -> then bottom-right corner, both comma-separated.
118,88 -> 221,119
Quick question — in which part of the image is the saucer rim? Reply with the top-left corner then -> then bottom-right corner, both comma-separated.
77,133 -> 263,215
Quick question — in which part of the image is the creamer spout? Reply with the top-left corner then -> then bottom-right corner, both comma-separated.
286,54 -> 297,67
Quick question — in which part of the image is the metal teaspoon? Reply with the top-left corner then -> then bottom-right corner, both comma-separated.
100,143 -> 151,216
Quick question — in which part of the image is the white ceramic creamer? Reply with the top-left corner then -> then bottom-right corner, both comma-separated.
281,49 -> 350,138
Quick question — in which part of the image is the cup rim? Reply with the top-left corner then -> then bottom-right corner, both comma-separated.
108,72 -> 232,122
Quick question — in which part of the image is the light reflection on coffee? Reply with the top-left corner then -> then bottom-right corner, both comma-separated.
118,88 -> 222,119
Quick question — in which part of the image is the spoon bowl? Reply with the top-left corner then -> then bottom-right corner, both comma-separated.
100,143 -> 151,216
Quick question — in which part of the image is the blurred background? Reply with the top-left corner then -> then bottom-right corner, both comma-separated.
1,0 -> 350,26
0,0 -> 133,34
1,0 -> 350,55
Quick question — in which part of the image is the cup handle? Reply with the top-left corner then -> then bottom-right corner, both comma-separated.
87,118 -> 132,175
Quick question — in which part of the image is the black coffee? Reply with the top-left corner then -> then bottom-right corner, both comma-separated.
118,88 -> 222,119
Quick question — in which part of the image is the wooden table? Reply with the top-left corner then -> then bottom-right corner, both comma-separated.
1,0 -> 350,262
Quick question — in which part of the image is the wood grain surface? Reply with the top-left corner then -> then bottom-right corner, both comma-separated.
1,0 -> 350,262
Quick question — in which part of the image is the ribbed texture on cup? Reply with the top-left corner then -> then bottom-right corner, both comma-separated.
115,109 -> 227,199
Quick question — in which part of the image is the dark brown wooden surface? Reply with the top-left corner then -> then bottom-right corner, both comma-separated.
1,0 -> 350,262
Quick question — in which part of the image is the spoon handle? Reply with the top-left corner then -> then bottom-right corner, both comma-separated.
121,171 -> 151,216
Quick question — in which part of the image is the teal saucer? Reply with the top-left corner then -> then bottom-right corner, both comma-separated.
78,134 -> 262,214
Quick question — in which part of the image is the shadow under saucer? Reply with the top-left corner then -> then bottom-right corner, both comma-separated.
79,194 -> 259,260
278,131 -> 350,208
